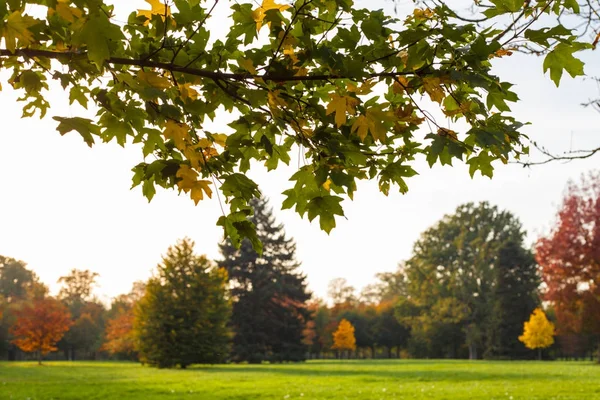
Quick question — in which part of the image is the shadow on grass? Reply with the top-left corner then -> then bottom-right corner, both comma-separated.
186,362 -> 578,382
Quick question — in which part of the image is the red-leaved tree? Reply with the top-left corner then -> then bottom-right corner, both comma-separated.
536,172 -> 600,361
10,297 -> 72,364
102,310 -> 136,358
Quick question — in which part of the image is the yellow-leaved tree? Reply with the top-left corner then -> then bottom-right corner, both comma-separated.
519,308 -> 555,360
332,318 -> 356,358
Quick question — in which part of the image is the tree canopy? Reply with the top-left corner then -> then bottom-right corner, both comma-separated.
219,197 -> 311,363
536,171 -> 600,360
396,202 -> 538,359
134,238 -> 231,368
0,0 -> 592,246
519,308 -> 555,360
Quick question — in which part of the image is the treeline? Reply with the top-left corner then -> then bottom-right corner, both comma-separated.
1,172 -> 600,365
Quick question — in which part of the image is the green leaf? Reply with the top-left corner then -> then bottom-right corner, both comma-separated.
488,0 -> 522,14
53,117 -> 100,147
306,196 -> 345,233
543,43 -> 587,86
76,13 -> 124,68
467,151 -> 494,178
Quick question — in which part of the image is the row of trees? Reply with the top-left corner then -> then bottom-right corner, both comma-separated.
0,198 -> 313,366
2,170 -> 599,365
0,259 -> 111,362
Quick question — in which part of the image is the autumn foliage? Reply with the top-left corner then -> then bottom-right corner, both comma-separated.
536,173 -> 600,358
10,297 -> 72,364
519,309 -> 555,359
102,310 -> 136,357
332,319 -> 356,353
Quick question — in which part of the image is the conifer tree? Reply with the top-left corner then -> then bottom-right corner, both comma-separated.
135,238 -> 231,368
219,197 -> 311,363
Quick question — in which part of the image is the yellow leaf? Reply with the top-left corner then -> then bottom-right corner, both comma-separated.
326,95 -> 360,128
268,90 -> 287,110
253,0 -> 291,32
163,120 -> 189,150
490,48 -> 514,59
413,8 -> 434,20
176,166 -> 212,204
2,11 -> 37,53
211,134 -> 228,147
176,164 -> 198,184
322,179 -> 332,191
137,70 -> 172,89
182,145 -> 204,169
238,59 -> 257,75
178,83 -> 198,101
294,67 -> 308,77
190,180 -> 213,204
50,0 -> 83,23
422,77 -> 445,104
352,109 -> 393,142
347,80 -> 376,95
196,139 -> 212,148
137,0 -> 171,25
392,76 -> 409,94
351,115 -> 369,141
55,41 -> 68,52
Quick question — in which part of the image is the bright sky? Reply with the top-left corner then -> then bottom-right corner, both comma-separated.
0,0 -> 599,304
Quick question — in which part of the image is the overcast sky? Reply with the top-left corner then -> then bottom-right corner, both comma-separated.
0,0 -> 599,304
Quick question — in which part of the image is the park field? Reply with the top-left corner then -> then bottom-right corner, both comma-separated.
0,360 -> 599,400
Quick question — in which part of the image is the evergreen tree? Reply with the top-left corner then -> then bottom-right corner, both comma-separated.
135,238 -> 231,368
219,197 -> 311,363
485,241 -> 540,359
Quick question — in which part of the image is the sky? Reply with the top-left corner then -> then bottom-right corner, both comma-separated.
0,0 -> 599,305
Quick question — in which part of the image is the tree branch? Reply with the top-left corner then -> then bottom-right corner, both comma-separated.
0,49 -> 426,83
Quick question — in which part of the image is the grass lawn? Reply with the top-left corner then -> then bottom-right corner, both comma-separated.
0,360 -> 598,400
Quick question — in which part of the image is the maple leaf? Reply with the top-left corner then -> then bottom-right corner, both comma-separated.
437,127 -> 458,140
137,70 -> 172,89
178,83 -> 199,101
137,0 -> 172,25
211,134 -> 228,147
490,48 -> 514,58
182,145 -> 204,169
252,0 -> 291,32
347,80 -> 376,95
326,95 -> 360,128
422,77 -> 446,104
50,0 -> 83,23
351,115 -> 369,141
392,77 -> 409,95
163,120 -> 189,150
352,109 -> 392,142
238,59 -> 257,75
176,165 -> 212,204
2,11 -> 37,53
413,8 -> 434,20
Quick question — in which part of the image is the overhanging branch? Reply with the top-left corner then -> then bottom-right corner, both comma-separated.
0,49 -> 425,83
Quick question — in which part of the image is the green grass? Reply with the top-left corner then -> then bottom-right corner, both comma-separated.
0,360 -> 598,399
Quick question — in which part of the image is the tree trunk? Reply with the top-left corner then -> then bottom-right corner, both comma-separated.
538,348 -> 542,361
396,346 -> 400,359
37,351 -> 42,365
387,346 -> 392,359
596,343 -> 600,364
468,343 -> 478,360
